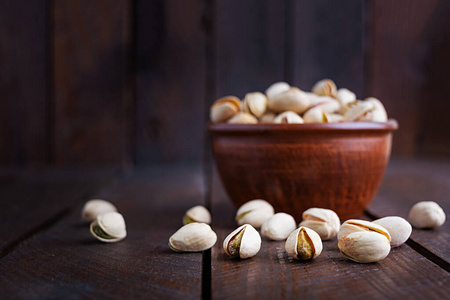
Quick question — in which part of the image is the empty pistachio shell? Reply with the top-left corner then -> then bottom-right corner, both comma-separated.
273,111 -> 304,124
82,199 -> 118,222
285,226 -> 323,260
299,208 -> 340,240
169,223 -> 217,252
336,88 -> 356,106
183,205 -> 211,225
265,82 -> 290,99
90,212 -> 127,243
210,96 -> 241,123
260,111 -> 277,123
364,97 -> 388,122
337,219 -> 391,242
338,231 -> 390,263
261,212 -> 297,241
227,112 -> 258,124
236,199 -> 274,228
243,92 -> 267,118
343,101 -> 373,122
267,87 -> 311,114
223,224 -> 261,259
408,201 -> 446,229
373,216 -> 412,247
312,79 -> 337,97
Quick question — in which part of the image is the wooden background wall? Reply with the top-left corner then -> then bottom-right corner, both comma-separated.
1,0 -> 449,167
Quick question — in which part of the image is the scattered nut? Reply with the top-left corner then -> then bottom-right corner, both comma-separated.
285,226 -> 323,260
337,219 -> 391,242
82,199 -> 117,222
90,212 -> 127,243
408,201 -> 446,229
299,208 -> 340,240
373,216 -> 412,247
338,231 -> 391,263
169,223 -> 217,252
236,199 -> 274,228
223,224 -> 261,259
183,205 -> 211,225
261,212 -> 297,241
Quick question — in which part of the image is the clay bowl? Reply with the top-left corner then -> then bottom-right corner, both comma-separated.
209,120 -> 398,221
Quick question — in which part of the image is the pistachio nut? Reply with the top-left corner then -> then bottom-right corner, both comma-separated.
285,226 -> 323,260
265,82 -> 290,99
183,205 -> 211,225
243,92 -> 267,118
273,111 -> 304,124
312,79 -> 337,97
267,87 -> 311,114
299,208 -> 340,240
373,216 -> 412,247
259,111 -> 277,123
261,212 -> 297,241
210,96 -> 241,123
303,107 -> 328,123
169,223 -> 217,252
223,224 -> 261,259
308,96 -> 340,113
326,113 -> 344,123
227,112 -> 258,124
90,212 -> 127,243
338,231 -> 391,263
337,219 -> 391,242
343,101 -> 374,122
336,88 -> 356,106
408,201 -> 446,229
364,97 -> 388,122
82,199 -> 118,222
236,199 -> 275,228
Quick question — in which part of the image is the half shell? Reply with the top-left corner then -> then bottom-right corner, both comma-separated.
90,212 -> 127,243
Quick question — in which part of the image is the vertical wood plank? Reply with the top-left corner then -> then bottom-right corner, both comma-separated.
0,0 -> 47,166
135,0 -> 206,164
53,0 -> 133,166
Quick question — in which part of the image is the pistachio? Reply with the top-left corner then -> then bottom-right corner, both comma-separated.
336,88 -> 356,106
343,101 -> 373,122
265,82 -> 290,99
326,113 -> 344,123
303,107 -> 327,123
183,205 -> 211,225
259,111 -> 277,123
169,223 -> 217,252
408,201 -> 446,229
82,199 -> 117,222
227,112 -> 258,124
273,111 -> 304,124
267,87 -> 311,114
236,199 -> 274,228
90,212 -> 127,243
364,97 -> 388,122
243,92 -> 267,118
223,224 -> 261,259
299,208 -> 340,240
337,219 -> 391,242
261,212 -> 297,241
312,79 -> 337,97
338,231 -> 390,263
210,96 -> 241,123
373,216 -> 412,247
285,226 -> 323,260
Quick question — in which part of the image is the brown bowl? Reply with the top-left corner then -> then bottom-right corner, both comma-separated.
209,120 -> 398,220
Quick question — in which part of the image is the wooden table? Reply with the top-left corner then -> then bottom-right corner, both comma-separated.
0,159 -> 449,299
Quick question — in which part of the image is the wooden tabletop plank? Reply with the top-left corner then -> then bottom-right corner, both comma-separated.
210,166 -> 450,299
0,165 -> 205,299
367,159 -> 450,263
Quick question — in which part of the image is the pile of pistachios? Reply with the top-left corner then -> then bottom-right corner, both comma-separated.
169,200 -> 446,264
210,79 -> 388,124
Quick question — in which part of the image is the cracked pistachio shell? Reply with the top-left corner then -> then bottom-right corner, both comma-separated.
82,199 -> 117,222
285,226 -> 323,260
210,96 -> 241,123
261,213 -> 297,241
303,107 -> 328,123
265,82 -> 290,99
90,212 -> 127,243
308,96 -> 340,113
223,224 -> 261,259
336,88 -> 356,106
227,112 -> 258,124
273,111 -> 304,124
243,92 -> 267,118
343,101 -> 374,122
169,223 -> 217,252
373,216 -> 412,247
236,199 -> 274,228
299,208 -> 340,240
267,87 -> 311,114
338,231 -> 390,263
364,97 -> 388,122
312,79 -> 337,97
260,111 -> 277,123
408,201 -> 446,229
183,205 -> 211,225
337,219 -> 391,242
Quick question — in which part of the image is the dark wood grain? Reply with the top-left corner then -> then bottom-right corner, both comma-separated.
0,0 -> 47,166
135,0 -> 206,164
53,0 -> 133,166
0,165 -> 206,299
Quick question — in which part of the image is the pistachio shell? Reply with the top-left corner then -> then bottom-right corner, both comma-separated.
265,82 -> 290,99
169,223 -> 217,252
183,205 -> 211,225
312,79 -> 337,97
82,199 -> 117,222
273,111 -> 304,124
308,96 -> 340,113
408,201 -> 446,229
223,224 -> 261,259
326,113 -> 344,123
338,231 -> 390,263
90,212 -> 127,243
299,208 -> 340,240
261,213 -> 297,241
236,199 -> 274,228
373,216 -> 412,247
303,107 -> 327,123
285,226 -> 323,260
336,88 -> 356,105
267,87 -> 311,114
210,96 -> 241,123
364,97 -> 388,122
337,219 -> 391,242
227,112 -> 258,124
243,92 -> 267,118
343,101 -> 374,122
260,112 -> 277,123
